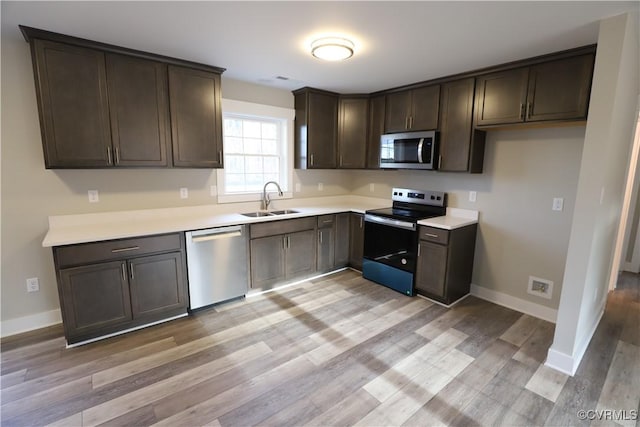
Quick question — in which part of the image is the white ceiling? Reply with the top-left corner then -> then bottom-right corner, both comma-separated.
2,1 -> 638,93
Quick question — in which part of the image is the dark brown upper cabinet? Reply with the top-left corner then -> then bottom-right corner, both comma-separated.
385,85 -> 440,133
21,25 -> 225,169
337,96 -> 368,169
168,66 -> 223,168
106,54 -> 169,167
31,39 -> 112,168
438,78 -> 486,173
367,95 -> 385,169
475,53 -> 594,127
294,88 -> 339,169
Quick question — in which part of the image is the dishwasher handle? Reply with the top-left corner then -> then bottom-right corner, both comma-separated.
189,225 -> 244,243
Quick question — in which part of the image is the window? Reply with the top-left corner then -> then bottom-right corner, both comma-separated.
217,99 -> 294,203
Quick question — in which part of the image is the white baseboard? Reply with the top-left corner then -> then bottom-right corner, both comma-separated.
545,303 -> 605,376
0,309 -> 62,338
470,283 -> 558,323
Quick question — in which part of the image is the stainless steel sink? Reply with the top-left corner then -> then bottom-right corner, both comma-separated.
241,211 -> 275,217
270,209 -> 299,215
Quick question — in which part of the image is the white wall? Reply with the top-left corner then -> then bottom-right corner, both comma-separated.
547,12 -> 640,375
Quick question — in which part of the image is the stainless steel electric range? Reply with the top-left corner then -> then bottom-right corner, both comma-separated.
363,187 -> 447,296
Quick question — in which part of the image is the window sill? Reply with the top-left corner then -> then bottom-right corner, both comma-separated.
217,192 -> 293,204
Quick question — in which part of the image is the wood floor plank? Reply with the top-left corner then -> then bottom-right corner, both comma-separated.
150,355 -> 316,426
0,270 -> 637,427
525,364 -> 570,403
82,341 -> 271,426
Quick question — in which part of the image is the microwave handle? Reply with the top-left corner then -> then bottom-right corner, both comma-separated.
417,138 -> 424,163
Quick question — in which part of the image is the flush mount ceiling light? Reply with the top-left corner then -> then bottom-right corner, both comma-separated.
311,37 -> 355,61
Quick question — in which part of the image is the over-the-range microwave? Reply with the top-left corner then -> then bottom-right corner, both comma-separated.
379,130 -> 438,170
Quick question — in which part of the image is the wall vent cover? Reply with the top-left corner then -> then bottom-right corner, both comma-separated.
527,276 -> 554,299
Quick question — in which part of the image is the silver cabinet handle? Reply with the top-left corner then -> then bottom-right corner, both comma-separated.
340,155 -> 343,167
129,263 -> 134,280
107,146 -> 112,165
287,236 -> 291,249
526,102 -> 532,120
409,116 -> 413,129
519,103 -> 525,120
438,155 -> 442,170
114,147 -> 120,165
424,233 -> 439,238
218,151 -> 223,164
405,116 -> 409,129
283,236 -> 286,250
310,154 -> 314,166
121,263 -> 126,281
360,216 -> 363,228
319,230 -> 323,244
418,244 -> 421,257
111,246 -> 140,253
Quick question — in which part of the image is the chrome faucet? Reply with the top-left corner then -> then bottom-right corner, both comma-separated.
262,181 -> 283,211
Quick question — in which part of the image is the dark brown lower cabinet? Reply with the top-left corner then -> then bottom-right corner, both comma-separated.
54,233 -> 188,344
349,213 -> 365,270
317,213 -> 350,272
249,217 -> 317,289
415,224 -> 477,305
335,213 -> 350,267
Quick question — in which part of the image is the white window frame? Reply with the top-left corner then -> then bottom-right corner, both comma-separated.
217,99 -> 294,204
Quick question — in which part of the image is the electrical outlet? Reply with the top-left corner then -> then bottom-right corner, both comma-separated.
318,182 -> 324,192
552,197 -> 564,211
469,191 -> 477,202
527,276 -> 553,299
369,183 -> 375,193
180,187 -> 188,199
209,185 -> 217,197
26,277 -> 40,292
88,190 -> 99,203
295,183 -> 301,193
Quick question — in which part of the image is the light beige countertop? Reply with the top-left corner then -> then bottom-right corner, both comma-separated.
43,196 -> 479,247
418,208 -> 479,230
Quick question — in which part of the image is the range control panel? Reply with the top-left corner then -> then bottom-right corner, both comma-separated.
391,187 -> 447,207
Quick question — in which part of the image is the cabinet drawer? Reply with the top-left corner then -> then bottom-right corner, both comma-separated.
419,226 -> 449,245
317,215 -> 335,229
250,217 -> 316,239
55,233 -> 183,268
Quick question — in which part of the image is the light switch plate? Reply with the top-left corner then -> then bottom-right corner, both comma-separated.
552,197 -> 564,211
26,277 -> 39,292
88,190 -> 99,203
180,188 -> 188,199
469,191 -> 477,202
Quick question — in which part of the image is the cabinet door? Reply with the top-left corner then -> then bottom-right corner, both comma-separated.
411,85 -> 440,131
526,54 -> 594,122
367,95 -> 385,169
348,213 -> 364,270
168,66 -> 223,168
106,54 -> 169,167
475,68 -> 529,126
317,228 -> 335,272
286,230 -> 317,278
308,91 -> 338,168
338,97 -> 368,169
32,39 -> 112,168
129,252 -> 186,318
415,241 -> 448,298
385,91 -> 412,133
250,235 -> 286,288
439,78 -> 475,172
334,213 -> 350,267
59,261 -> 132,337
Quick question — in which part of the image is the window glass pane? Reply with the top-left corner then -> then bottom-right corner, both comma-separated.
264,173 -> 279,183
262,122 -> 277,139
243,121 -> 261,138
244,138 -> 262,155
226,174 -> 246,193
225,155 -> 245,173
224,118 -> 243,137
262,139 -> 278,155
263,156 -> 279,173
245,156 -> 263,173
225,137 -> 244,154
245,174 -> 264,191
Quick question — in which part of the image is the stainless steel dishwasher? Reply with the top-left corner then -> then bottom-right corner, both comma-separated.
186,225 -> 249,310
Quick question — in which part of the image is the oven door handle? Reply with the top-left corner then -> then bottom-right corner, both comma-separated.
417,138 -> 424,163
365,214 -> 416,231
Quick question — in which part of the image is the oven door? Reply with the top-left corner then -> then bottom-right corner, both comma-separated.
363,214 -> 417,272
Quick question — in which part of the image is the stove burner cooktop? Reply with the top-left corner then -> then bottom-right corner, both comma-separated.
366,187 -> 447,223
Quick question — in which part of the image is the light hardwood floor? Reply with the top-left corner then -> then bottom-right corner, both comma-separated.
1,270 -> 639,426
